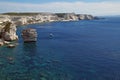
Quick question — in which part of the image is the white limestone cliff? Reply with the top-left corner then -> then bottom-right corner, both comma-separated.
0,21 -> 18,41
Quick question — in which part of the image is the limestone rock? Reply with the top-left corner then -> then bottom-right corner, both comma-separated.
77,14 -> 94,20
1,13 -> 96,26
0,42 -> 4,46
56,13 -> 78,21
7,44 -> 16,48
22,28 -> 37,42
0,39 -> 4,46
1,21 -> 18,41
64,13 -> 78,21
4,41 -> 10,45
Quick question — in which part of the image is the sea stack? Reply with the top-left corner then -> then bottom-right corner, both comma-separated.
21,28 -> 37,42
0,21 -> 18,41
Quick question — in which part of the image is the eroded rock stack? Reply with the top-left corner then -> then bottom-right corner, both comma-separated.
22,28 -> 37,42
1,21 -> 18,41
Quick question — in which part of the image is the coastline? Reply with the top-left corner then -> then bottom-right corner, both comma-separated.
0,12 -> 96,26
0,16 -> 119,80
0,12 -> 97,47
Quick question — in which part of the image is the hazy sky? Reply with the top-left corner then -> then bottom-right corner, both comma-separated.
0,0 -> 120,16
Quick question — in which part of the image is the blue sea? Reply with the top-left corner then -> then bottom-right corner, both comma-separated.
0,17 -> 120,80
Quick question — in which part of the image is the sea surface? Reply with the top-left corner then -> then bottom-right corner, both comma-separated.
0,17 -> 120,80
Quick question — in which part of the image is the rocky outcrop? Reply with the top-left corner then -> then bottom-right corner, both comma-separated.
0,39 -> 4,46
77,14 -> 94,20
0,15 -> 11,22
0,39 -> 18,47
64,13 -> 78,21
7,44 -> 16,48
22,28 -> 37,42
0,21 -> 18,41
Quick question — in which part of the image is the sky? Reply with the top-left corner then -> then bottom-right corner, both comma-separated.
0,0 -> 120,16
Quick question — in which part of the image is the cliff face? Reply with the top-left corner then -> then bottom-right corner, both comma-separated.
56,13 -> 95,21
0,13 -> 96,26
7,14 -> 59,26
63,13 -> 78,21
77,14 -> 94,20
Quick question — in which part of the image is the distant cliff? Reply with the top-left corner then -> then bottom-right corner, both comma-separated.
0,12 -> 96,26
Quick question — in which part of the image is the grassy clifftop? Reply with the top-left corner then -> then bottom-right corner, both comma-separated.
2,12 -> 40,16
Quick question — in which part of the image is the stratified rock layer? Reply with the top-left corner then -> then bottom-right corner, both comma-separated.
22,28 -> 37,42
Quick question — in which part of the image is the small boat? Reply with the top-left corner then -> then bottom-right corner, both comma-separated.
49,33 -> 54,38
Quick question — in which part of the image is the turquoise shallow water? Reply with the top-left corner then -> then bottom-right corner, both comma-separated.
0,17 -> 120,80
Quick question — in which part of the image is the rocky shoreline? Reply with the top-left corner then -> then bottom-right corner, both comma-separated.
0,12 -> 98,47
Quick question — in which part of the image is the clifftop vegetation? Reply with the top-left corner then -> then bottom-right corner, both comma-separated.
2,12 -> 40,16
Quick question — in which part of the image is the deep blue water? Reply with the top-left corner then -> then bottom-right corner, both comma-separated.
0,17 -> 120,80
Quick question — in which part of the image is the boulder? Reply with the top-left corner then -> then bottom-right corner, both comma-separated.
7,44 -> 16,48
4,41 -> 10,45
0,42 -> 4,46
21,28 -> 37,42
0,39 -> 4,46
